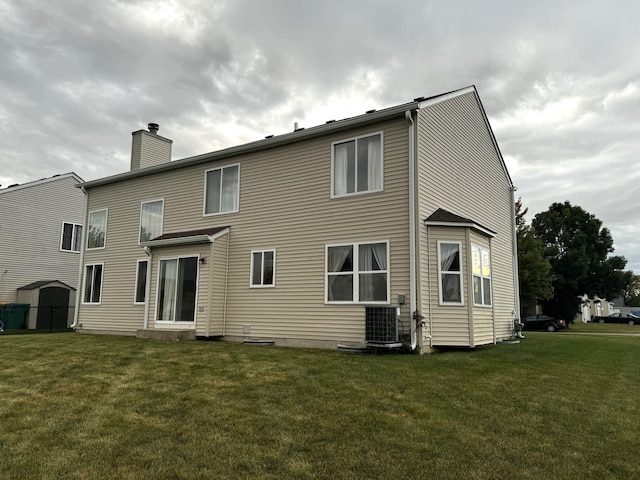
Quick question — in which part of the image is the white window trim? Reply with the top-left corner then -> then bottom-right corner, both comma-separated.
437,240 -> 464,306
138,199 -> 164,245
87,208 -> 108,250
202,163 -> 240,216
472,244 -> 492,307
154,254 -> 199,324
330,131 -> 384,199
325,240 -> 390,305
82,263 -> 104,305
250,249 -> 276,288
134,258 -> 149,305
60,221 -> 82,253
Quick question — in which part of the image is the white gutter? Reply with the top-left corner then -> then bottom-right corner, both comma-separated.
71,186 -> 88,328
405,110 -> 418,350
510,186 -> 521,320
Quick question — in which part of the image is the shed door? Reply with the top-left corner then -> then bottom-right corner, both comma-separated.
36,287 -> 70,330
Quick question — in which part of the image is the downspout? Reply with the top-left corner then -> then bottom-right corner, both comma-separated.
405,110 -> 418,350
510,186 -> 521,322
222,231 -> 230,336
71,187 -> 88,329
143,246 -> 152,329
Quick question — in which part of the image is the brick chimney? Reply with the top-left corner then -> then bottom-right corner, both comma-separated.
130,123 -> 173,171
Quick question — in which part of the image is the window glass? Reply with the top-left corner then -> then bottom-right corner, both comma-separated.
439,242 -> 462,304
135,260 -> 148,304
87,210 -> 107,249
472,245 -> 492,306
140,200 -> 163,242
157,257 -> 198,322
327,242 -> 388,303
251,250 -> 276,287
61,222 -> 82,252
205,165 -> 239,215
83,264 -> 103,304
333,133 -> 382,196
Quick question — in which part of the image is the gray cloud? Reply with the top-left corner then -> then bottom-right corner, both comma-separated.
1,0 -> 639,274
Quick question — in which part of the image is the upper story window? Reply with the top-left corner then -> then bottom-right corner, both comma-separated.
472,245 -> 492,306
438,241 -> 463,305
87,209 -> 107,250
60,222 -> 82,252
251,250 -> 275,287
139,199 -> 164,243
326,241 -> 388,303
332,133 -> 383,197
204,164 -> 239,215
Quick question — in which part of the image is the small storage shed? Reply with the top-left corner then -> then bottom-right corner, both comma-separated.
17,280 -> 76,330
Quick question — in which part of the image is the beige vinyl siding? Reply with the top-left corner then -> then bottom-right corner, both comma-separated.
425,227 -> 471,346
416,91 -> 516,346
0,174 -> 84,303
130,131 -> 172,170
207,231 -> 229,336
79,117 -> 412,344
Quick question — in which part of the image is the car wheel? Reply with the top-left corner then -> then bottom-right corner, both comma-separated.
598,319 -> 605,324
629,320 -> 635,326
547,325 -> 556,332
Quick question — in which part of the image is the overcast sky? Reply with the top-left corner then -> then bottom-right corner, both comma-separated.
2,0 -> 639,273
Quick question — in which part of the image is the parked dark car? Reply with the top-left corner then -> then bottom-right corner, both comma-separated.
593,313 -> 640,325
522,314 -> 567,332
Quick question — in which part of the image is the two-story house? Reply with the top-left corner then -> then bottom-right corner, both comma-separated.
74,86 -> 519,352
0,172 -> 85,329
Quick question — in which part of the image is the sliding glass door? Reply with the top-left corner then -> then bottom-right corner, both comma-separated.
157,256 -> 198,323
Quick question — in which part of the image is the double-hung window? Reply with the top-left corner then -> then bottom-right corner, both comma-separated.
251,250 -> 275,287
332,133 -> 383,197
139,200 -> 164,243
87,209 -> 107,249
326,241 -> 388,303
438,241 -> 463,305
60,222 -> 82,252
204,164 -> 239,215
472,245 -> 492,306
134,260 -> 149,304
83,263 -> 103,304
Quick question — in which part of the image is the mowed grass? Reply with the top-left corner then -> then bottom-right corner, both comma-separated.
1,332 -> 639,479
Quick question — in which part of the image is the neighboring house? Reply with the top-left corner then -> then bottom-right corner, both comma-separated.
0,173 -> 85,327
74,86 -> 519,352
576,294 -> 617,322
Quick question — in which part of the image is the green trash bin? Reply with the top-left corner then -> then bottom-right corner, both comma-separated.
1,303 -> 30,330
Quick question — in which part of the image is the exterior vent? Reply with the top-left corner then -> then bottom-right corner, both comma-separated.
365,306 -> 399,344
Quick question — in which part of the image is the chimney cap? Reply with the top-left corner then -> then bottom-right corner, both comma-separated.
148,123 -> 159,134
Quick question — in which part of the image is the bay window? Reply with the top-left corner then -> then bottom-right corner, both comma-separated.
438,241 -> 462,305
472,245 -> 492,306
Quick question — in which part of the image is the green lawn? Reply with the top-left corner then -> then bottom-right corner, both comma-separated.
1,332 -> 639,479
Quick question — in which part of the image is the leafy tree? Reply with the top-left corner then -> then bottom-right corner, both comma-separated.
515,198 -> 553,317
623,273 -> 640,306
531,201 -> 628,322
